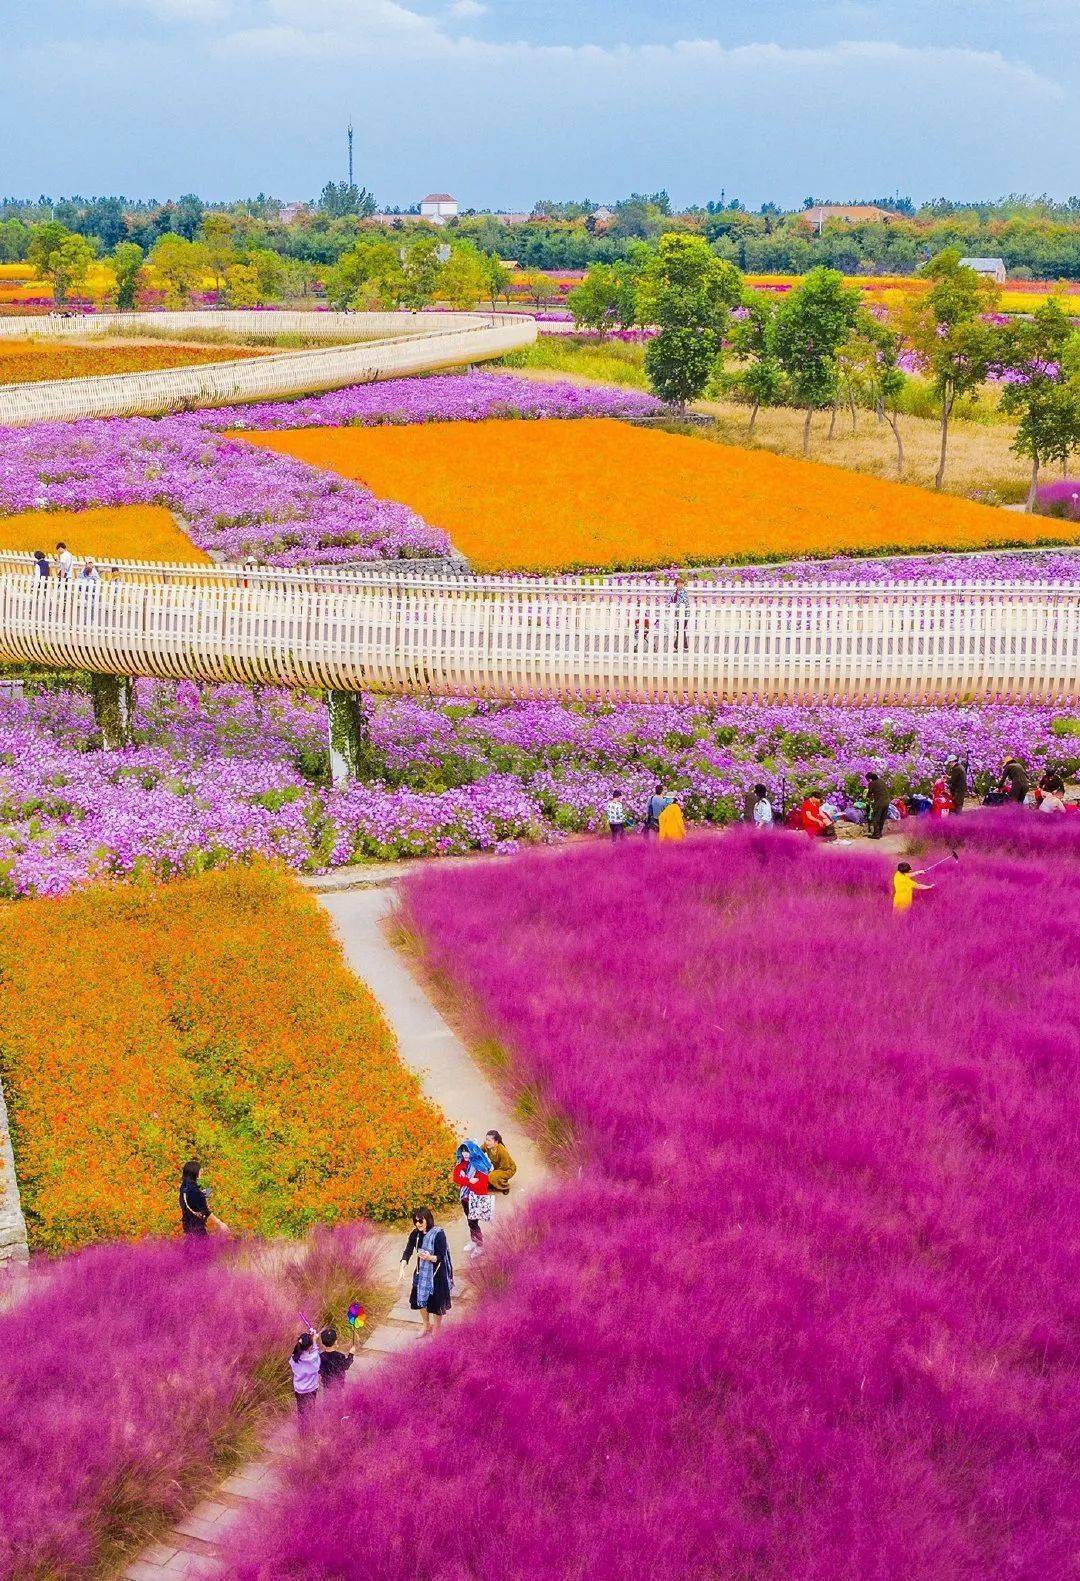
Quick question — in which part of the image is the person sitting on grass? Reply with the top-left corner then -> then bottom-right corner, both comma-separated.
796,792 -> 836,840
892,861 -> 933,913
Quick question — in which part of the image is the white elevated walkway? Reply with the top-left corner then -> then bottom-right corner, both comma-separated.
0,309 -> 536,425
0,556 -> 1077,703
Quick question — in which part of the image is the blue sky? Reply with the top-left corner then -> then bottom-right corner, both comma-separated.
3,1 -> 1077,207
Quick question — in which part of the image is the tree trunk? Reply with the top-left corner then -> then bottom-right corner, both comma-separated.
803,406 -> 813,456
326,691 -> 380,785
934,393 -> 954,491
1026,453 -> 1040,512
827,403 -> 838,440
748,399 -> 760,435
885,408 -> 905,478
89,674 -> 133,751
849,391 -> 858,434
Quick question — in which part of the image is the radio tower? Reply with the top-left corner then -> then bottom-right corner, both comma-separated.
347,121 -> 354,187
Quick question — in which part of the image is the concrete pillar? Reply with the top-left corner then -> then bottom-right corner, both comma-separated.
89,673 -> 134,750
327,689 -> 374,786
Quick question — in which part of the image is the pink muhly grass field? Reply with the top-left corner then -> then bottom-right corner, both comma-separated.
225,827 -> 1078,1580
0,1225 -> 376,1579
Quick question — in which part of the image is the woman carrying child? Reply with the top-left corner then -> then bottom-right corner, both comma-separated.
452,1139 -> 494,1257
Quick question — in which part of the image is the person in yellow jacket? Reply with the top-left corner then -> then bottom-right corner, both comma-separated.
658,800 -> 686,842
892,861 -> 932,913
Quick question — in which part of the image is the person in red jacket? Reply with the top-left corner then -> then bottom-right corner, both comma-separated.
930,775 -> 955,817
796,793 -> 836,840
452,1139 -> 494,1257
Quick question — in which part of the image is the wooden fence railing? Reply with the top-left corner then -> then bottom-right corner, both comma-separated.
0,310 -> 537,426
1,561 -> 1076,702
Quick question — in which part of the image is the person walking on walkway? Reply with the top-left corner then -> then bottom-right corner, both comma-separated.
453,1139 -> 493,1255
945,757 -> 967,814
671,575 -> 690,652
484,1130 -> 517,1194
401,1208 -> 453,1336
866,772 -> 892,840
289,1331 -> 320,1426
55,541 -> 74,581
32,549 -> 49,579
179,1159 -> 228,1237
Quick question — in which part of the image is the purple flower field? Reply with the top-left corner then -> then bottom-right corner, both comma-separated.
224,818 -> 1080,1580
2,678 -> 1076,894
0,1225 -> 377,1578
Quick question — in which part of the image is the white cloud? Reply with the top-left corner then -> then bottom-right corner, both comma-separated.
448,0 -> 487,16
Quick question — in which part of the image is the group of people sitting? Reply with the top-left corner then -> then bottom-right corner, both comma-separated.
398,1130 -> 518,1338
763,754 -> 1074,841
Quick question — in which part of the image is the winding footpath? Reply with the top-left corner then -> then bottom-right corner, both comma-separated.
121,879 -> 548,1581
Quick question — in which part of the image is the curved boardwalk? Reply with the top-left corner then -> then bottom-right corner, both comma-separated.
0,310 -> 536,425
1,557 -> 1077,702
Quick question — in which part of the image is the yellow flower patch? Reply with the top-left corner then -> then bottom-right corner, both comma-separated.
0,505 -> 210,564
0,867 -> 456,1252
0,337 -> 260,385
236,417 -> 1080,572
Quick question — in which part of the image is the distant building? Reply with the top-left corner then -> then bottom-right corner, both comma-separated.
420,193 -> 459,224
278,202 -> 308,223
802,203 -> 895,234
491,213 -> 532,226
959,257 -> 1007,283
590,206 -> 615,228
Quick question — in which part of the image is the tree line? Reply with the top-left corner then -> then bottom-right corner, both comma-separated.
583,237 -> 1080,504
9,190 -> 1080,275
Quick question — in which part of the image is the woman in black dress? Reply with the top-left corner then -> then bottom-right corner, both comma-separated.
400,1207 -> 453,1336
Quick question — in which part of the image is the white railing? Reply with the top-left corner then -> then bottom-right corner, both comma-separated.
1,561 -> 1077,702
0,310 -> 537,426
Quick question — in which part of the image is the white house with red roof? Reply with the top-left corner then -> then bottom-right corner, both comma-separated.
420,193 -> 459,224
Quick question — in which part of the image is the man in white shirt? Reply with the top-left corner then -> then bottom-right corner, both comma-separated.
55,541 -> 75,580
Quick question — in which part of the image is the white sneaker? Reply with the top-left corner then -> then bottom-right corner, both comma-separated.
462,1241 -> 476,1257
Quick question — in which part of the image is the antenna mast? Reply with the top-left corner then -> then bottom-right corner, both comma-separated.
347,121 -> 354,187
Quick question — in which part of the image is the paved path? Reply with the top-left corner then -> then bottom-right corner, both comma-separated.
122,882 -> 547,1580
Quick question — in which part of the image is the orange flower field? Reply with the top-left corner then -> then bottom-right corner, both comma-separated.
238,417 -> 1080,572
0,867 -> 456,1251
0,337 -> 259,385
0,504 -> 210,563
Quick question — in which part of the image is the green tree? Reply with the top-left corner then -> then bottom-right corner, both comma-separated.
998,298 -> 1080,507
149,235 -> 208,306
246,247 -> 287,302
201,213 -> 237,298
438,245 -> 487,310
483,253 -> 512,310
845,315 -> 909,476
324,241 -> 405,310
772,268 -> 861,452
640,233 -> 743,408
48,234 -> 96,304
567,264 -> 623,336
400,236 -> 443,310
27,222 -> 96,303
729,294 -> 784,433
903,247 -> 998,488
108,241 -> 145,311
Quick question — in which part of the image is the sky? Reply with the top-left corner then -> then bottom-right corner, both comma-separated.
2,0 -> 1077,209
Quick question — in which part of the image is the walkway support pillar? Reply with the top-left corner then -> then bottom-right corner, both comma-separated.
89,673 -> 134,750
327,689 -> 376,785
